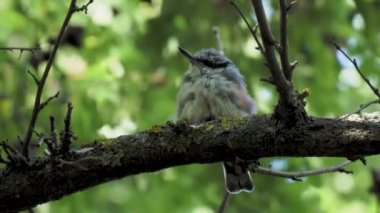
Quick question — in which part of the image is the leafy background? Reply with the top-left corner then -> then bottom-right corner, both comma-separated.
1,0 -> 380,212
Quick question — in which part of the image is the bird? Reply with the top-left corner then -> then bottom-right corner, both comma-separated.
176,46 -> 256,194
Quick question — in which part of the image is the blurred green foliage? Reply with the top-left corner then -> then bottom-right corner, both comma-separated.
1,0 -> 380,212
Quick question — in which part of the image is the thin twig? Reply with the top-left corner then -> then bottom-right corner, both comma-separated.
50,116 -> 56,133
27,70 -> 40,85
0,46 -> 40,60
331,40 -> 380,99
212,26 -> 224,54
0,141 -> 29,166
230,1 -> 264,53
60,103 -> 74,154
341,99 -> 380,119
45,116 -> 59,155
73,0 -> 94,14
22,0 -> 93,159
251,160 -> 354,180
39,91 -> 60,111
0,47 -> 40,52
279,0 -> 292,80
217,191 -> 231,213
0,145 -> 11,164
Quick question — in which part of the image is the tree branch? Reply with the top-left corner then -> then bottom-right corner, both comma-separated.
341,99 -> 380,119
22,0 -> 93,159
331,40 -> 380,99
251,0 -> 306,124
230,1 -> 264,53
279,0 -> 292,80
252,160 -> 354,181
1,114 -> 380,212
0,47 -> 40,53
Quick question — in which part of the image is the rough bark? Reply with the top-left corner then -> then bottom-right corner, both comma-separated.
1,113 -> 380,212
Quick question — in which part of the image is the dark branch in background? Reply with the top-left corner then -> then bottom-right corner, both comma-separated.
1,114 -> 380,212
331,41 -> 380,116
230,1 -> 264,54
279,0 -> 292,80
252,160 -> 354,181
22,0 -> 93,159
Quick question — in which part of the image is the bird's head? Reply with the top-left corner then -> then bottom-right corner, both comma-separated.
178,46 -> 244,86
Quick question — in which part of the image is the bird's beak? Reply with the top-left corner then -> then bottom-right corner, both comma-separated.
178,47 -> 202,66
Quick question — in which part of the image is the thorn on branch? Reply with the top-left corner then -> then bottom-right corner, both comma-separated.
39,91 -> 60,111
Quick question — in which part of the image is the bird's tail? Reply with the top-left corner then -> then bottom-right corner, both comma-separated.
222,161 -> 254,194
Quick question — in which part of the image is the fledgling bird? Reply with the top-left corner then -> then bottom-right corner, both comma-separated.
176,47 -> 256,194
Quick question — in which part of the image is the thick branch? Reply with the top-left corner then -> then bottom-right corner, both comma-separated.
251,0 -> 306,124
251,0 -> 291,101
1,113 -> 380,211
279,0 -> 292,80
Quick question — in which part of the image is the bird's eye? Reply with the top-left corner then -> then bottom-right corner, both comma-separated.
198,59 -> 229,68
